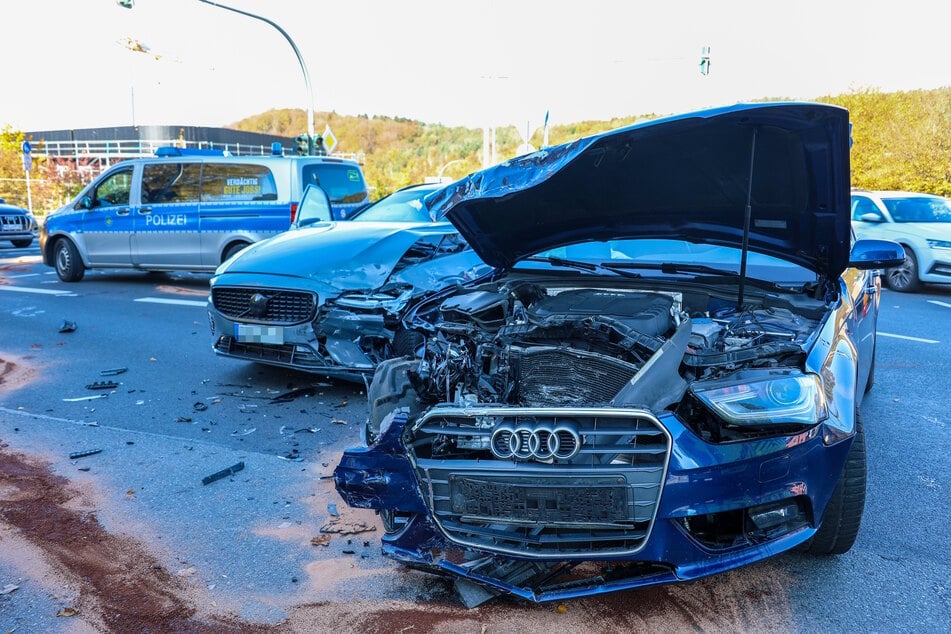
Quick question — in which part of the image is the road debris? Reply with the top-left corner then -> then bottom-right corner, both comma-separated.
175,416 -> 193,423
0,583 -> 19,595
63,394 -> 108,402
230,428 -> 256,436
86,381 -> 118,390
193,401 -> 208,411
269,386 -> 317,403
56,607 -> 79,617
310,534 -> 332,547
331,419 -> 347,425
58,320 -> 77,333
69,449 -> 102,460
319,518 -> 377,535
100,367 -> 128,376
201,461 -> 245,485
327,502 -> 340,517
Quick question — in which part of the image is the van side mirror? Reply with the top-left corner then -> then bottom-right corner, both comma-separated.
293,184 -> 334,229
77,196 -> 94,210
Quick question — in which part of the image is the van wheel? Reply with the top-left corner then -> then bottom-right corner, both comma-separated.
54,239 -> 85,282
12,238 -> 33,248
222,242 -> 249,263
803,410 -> 866,555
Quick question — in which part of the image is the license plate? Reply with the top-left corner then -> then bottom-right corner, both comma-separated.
234,323 -> 283,344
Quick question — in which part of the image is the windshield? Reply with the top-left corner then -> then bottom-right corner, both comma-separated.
352,187 -> 436,223
882,196 -> 951,223
301,163 -> 368,204
515,239 -> 818,285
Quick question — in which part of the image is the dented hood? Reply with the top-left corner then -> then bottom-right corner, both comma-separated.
428,102 -> 852,278
219,221 -> 462,292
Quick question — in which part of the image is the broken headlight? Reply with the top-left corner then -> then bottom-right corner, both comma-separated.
692,372 -> 828,427
333,286 -> 414,311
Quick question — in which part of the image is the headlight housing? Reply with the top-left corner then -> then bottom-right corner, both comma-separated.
693,372 -> 828,426
926,239 -> 951,250
677,370 -> 828,442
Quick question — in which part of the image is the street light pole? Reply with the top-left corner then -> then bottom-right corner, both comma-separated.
118,0 -> 317,154
437,159 -> 465,182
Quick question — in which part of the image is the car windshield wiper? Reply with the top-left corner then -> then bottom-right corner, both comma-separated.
522,256 -> 642,278
602,261 -> 788,289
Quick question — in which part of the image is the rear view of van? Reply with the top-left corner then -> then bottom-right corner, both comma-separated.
40,151 -> 368,282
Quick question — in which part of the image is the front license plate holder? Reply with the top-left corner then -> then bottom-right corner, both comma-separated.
234,323 -> 284,344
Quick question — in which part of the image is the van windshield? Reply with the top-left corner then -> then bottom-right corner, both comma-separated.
301,163 -> 368,205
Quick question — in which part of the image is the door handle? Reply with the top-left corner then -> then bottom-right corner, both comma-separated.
116,208 -> 130,216
138,206 -> 152,214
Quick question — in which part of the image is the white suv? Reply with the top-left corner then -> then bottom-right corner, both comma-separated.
851,190 -> 951,292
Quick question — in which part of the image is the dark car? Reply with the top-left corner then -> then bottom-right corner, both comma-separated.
0,199 -> 38,248
208,183 -> 490,380
333,103 -> 904,605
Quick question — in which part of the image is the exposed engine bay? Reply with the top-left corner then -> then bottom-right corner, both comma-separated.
403,278 -> 824,415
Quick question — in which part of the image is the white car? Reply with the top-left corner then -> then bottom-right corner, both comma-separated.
851,190 -> 951,291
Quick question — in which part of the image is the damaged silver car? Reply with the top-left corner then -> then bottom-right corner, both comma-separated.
334,103 -> 904,605
207,183 -> 489,380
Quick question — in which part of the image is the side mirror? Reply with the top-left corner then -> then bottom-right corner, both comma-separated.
77,195 -> 94,210
858,212 -> 884,223
292,184 -> 334,229
849,239 -> 905,269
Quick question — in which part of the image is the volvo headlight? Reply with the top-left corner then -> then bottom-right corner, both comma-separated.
926,239 -> 951,250
692,373 -> 828,426
334,287 -> 413,310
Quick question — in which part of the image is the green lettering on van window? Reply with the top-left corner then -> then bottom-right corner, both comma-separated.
202,164 -> 276,202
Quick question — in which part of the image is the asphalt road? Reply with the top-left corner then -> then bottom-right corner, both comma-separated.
0,241 -> 949,633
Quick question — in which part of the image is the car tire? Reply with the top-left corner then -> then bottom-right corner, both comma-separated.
11,238 -> 33,248
54,238 -> 85,282
884,247 -> 921,293
804,410 -> 866,555
366,357 -> 422,443
392,328 -> 425,358
221,241 -> 250,263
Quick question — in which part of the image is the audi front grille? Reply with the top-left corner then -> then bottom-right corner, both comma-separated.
409,406 -> 671,558
211,287 -> 316,325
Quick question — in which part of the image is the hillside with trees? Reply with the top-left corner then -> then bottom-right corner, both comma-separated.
2,87 -> 950,213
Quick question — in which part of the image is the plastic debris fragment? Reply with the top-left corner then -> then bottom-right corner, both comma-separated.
58,320 -> 77,333
69,449 -> 102,459
201,461 -> 245,485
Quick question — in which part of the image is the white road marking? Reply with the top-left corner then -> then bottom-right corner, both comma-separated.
135,297 -> 207,307
927,300 -> 951,309
878,332 -> 939,344
5,272 -> 42,278
0,285 -> 74,296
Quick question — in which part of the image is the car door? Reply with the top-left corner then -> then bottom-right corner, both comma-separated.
133,161 -> 202,267
81,165 -> 136,266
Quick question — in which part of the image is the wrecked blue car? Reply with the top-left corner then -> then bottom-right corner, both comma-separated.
334,103 -> 905,605
208,183 -> 489,380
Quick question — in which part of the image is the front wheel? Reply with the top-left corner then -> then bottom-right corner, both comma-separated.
884,248 -> 921,292
54,238 -> 85,282
803,411 -> 866,555
11,238 -> 33,248
221,241 -> 250,264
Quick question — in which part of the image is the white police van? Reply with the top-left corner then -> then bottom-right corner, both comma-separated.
40,148 -> 368,282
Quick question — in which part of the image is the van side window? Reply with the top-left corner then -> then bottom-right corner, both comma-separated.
142,163 -> 201,204
94,168 -> 134,207
201,164 -> 277,202
301,163 -> 368,204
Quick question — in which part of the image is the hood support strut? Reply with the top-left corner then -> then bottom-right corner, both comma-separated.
737,127 -> 758,310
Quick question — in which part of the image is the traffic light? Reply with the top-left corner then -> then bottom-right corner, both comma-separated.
294,134 -> 310,156
312,134 -> 325,156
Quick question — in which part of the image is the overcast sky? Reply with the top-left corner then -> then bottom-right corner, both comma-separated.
2,0 -> 949,134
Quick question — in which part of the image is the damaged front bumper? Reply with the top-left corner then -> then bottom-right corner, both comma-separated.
334,408 -> 852,603
208,287 -> 395,381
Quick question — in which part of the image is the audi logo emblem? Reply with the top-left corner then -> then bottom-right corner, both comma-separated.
490,422 -> 581,461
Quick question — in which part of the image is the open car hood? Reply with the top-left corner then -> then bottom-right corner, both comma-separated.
427,102 -> 852,278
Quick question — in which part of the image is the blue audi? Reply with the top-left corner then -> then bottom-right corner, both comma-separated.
333,102 -> 905,605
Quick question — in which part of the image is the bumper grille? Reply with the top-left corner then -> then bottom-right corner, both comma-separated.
214,336 -> 324,369
411,406 -> 670,558
211,287 -> 316,325
1,215 -> 32,231
512,346 -> 638,406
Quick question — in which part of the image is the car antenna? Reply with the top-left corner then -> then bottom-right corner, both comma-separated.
737,126 -> 757,311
